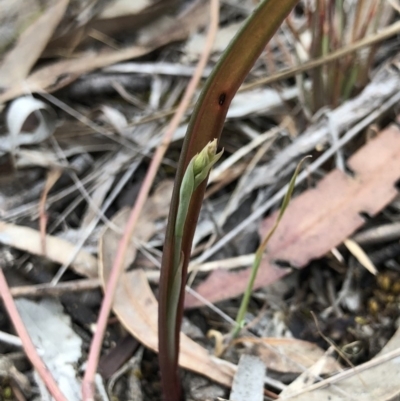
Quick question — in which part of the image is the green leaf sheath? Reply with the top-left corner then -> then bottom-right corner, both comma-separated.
165,159 -> 195,362
158,1 -> 299,400
166,144 -> 223,361
175,159 -> 196,239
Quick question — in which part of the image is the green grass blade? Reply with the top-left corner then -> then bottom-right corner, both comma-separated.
233,156 -> 310,337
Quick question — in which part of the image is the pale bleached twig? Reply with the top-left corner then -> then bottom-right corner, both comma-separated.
104,61 -> 212,77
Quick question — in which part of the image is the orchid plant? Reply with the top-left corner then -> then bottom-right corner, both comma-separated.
157,0 -> 299,400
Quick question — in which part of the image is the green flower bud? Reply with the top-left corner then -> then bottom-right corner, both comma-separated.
193,139 -> 218,175
175,139 -> 223,239
192,139 -> 223,188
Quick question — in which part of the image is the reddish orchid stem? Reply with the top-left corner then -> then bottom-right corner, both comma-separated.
158,1 -> 298,398
81,2 -> 220,399
0,268 -> 68,401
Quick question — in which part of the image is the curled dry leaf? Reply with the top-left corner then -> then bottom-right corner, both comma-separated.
3,96 -> 57,153
99,181 -> 236,387
186,124 -> 400,307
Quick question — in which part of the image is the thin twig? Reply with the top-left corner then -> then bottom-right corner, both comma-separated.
0,268 -> 68,401
39,92 -> 140,154
242,19 -> 400,91
39,169 -> 62,255
51,161 -> 141,284
9,278 -> 101,298
81,1 -> 220,399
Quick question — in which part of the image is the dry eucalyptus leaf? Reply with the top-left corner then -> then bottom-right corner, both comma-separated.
0,221 -> 97,278
14,149 -> 60,169
0,1 -> 208,104
0,0 -> 68,87
0,0 -> 42,54
90,0 -> 179,41
226,86 -> 307,119
99,268 -> 236,388
0,45 -> 159,104
238,337 -> 341,375
98,179 -> 173,279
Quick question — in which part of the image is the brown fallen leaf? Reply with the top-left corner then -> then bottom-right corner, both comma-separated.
185,124 -> 400,307
0,45 -> 163,104
88,0 -> 179,39
98,180 -> 174,279
236,337 -> 341,375
0,0 -> 68,87
99,208 -> 138,276
100,269 -> 236,387
99,181 -> 236,387
0,221 -> 97,278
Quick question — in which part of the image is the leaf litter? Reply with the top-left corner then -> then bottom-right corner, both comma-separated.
1,1 -> 400,400
186,125 -> 400,307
